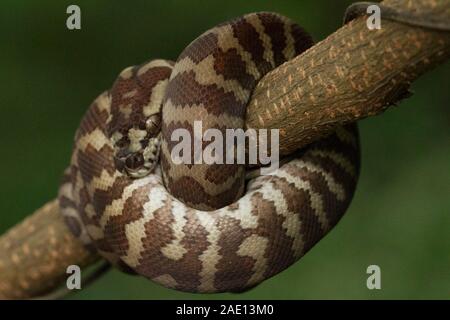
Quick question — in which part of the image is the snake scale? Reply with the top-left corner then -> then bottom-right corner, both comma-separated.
58,12 -> 360,293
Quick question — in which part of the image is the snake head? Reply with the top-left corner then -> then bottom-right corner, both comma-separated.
107,59 -> 173,178
111,113 -> 162,178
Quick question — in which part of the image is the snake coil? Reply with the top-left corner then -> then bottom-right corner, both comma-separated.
58,12 -> 360,293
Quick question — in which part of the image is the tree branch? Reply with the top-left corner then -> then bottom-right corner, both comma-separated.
0,200 -> 99,299
246,0 -> 450,155
0,0 -> 448,299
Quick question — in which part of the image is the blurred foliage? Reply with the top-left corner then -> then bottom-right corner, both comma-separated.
0,0 -> 448,299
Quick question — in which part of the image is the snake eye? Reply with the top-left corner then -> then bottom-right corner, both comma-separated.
146,114 -> 161,135
125,153 -> 144,170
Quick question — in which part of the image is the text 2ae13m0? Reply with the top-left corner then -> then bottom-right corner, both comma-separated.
176,304 -> 274,317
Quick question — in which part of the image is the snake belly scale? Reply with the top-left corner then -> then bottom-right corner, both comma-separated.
58,12 -> 360,293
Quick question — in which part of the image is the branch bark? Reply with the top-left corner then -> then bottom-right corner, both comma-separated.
0,201 -> 99,299
0,0 -> 449,299
246,0 -> 450,155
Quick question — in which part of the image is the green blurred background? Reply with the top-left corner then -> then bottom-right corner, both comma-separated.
0,0 -> 448,299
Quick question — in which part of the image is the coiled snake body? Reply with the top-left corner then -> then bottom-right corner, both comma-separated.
58,12 -> 360,293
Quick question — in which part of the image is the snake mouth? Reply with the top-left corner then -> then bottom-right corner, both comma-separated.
124,163 -> 156,179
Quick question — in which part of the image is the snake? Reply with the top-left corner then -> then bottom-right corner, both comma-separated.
58,12 -> 360,293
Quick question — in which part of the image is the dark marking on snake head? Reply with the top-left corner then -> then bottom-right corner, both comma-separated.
126,153 -> 145,170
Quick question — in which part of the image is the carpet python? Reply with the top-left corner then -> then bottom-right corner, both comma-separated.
58,12 -> 360,293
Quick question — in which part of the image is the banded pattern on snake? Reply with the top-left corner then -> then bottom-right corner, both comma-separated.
58,12 -> 360,293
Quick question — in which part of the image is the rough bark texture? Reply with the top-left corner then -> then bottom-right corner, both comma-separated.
0,0 -> 448,299
246,0 -> 450,155
0,200 -> 99,299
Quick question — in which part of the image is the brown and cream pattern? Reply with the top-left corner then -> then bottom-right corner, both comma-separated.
161,12 -> 316,210
58,12 -> 360,293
